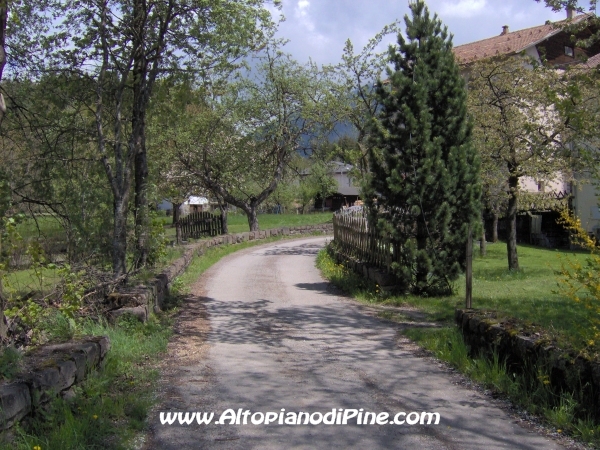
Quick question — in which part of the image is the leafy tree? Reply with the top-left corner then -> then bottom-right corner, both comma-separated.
332,21 -> 400,184
163,50 -> 337,231
535,1 -> 600,46
364,0 -> 481,295
308,161 -> 338,212
296,180 -> 318,214
468,56 -> 575,270
13,0 -> 277,276
264,181 -> 295,213
0,75 -> 115,263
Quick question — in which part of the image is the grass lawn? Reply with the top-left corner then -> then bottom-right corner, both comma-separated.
318,241 -> 594,350
3,233 -> 326,450
317,242 -> 600,444
226,211 -> 332,233
15,215 -> 64,240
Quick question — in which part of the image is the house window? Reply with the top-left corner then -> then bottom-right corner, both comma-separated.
564,46 -> 574,57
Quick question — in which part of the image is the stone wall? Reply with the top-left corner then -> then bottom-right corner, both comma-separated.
0,336 -> 110,430
105,223 -> 334,322
0,223 -> 332,431
456,308 -> 600,420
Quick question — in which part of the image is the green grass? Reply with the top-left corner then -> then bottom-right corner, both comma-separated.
318,242 -> 593,348
225,212 -> 332,233
4,232 -> 326,449
3,267 -> 62,300
402,326 -> 600,445
15,215 -> 64,241
4,313 -> 173,450
317,242 -> 600,446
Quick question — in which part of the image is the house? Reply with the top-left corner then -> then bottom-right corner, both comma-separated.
454,12 -> 600,68
453,9 -> 600,245
180,196 -> 211,214
312,161 -> 361,211
157,195 -> 213,217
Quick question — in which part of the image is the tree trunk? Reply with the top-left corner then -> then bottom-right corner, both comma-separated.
492,212 -> 499,243
173,203 -> 182,244
0,298 -> 7,340
415,220 -> 428,291
172,202 -> 181,225
132,0 -> 151,269
134,145 -> 149,268
247,207 -> 259,232
506,174 -> 519,270
0,236 -> 6,340
480,212 -> 487,257
113,196 -> 128,277
0,2 -> 7,122
466,224 -> 473,309
220,202 -> 228,234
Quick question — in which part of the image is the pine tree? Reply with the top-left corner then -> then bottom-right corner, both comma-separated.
364,0 -> 481,295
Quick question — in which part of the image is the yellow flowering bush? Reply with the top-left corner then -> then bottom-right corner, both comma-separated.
556,209 -> 600,348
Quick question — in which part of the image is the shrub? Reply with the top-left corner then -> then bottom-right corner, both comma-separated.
556,208 -> 600,353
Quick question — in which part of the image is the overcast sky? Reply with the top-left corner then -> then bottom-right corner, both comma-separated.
267,0 -> 589,66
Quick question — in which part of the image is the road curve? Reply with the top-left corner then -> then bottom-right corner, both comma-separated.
148,236 -> 563,450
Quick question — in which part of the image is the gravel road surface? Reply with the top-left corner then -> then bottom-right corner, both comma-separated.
147,236 -> 563,449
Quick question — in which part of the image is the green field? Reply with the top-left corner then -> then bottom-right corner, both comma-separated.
226,211 -> 332,233
318,241 -> 594,350
317,242 -> 600,443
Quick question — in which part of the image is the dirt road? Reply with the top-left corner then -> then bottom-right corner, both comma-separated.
147,236 -> 563,449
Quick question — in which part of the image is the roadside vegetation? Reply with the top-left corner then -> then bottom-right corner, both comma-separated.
317,241 -> 600,446
2,233 -> 324,449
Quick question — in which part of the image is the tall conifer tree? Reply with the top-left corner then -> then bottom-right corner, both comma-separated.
364,0 -> 481,295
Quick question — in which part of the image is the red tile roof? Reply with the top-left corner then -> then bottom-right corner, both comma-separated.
453,14 -> 589,64
578,51 -> 600,68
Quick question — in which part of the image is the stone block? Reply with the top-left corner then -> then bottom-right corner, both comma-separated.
29,367 -> 60,403
468,317 -> 480,333
592,363 -> 600,387
109,305 -> 148,324
61,387 -> 77,401
70,350 -> 87,383
105,290 -> 147,309
155,273 -> 169,310
94,336 -> 111,360
56,359 -> 78,391
0,383 -> 31,430
79,342 -> 100,369
282,227 -> 290,235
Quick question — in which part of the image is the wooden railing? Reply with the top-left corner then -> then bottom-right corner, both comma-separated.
332,207 -> 397,271
178,211 -> 224,240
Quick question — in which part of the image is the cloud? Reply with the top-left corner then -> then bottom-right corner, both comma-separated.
296,0 -> 310,16
294,0 -> 315,31
440,0 -> 487,18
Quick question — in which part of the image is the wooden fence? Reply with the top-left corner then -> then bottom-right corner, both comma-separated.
178,211 -> 224,240
332,207 -> 398,271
